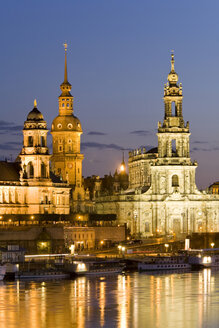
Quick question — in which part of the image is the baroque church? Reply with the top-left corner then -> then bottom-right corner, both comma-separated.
95,54 -> 219,237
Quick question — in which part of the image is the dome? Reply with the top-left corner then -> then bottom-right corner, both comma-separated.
27,107 -> 44,121
51,114 -> 82,132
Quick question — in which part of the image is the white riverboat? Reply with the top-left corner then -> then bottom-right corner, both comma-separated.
0,265 -> 6,280
186,248 -> 219,268
138,255 -> 191,272
66,259 -> 125,275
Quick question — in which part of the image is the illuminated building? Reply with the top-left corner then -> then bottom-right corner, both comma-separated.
95,54 -> 219,237
0,101 -> 70,217
51,43 -> 85,212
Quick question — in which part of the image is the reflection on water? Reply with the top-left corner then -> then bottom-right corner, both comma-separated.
0,269 -> 219,328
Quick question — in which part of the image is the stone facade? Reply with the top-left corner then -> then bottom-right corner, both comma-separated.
95,54 -> 219,237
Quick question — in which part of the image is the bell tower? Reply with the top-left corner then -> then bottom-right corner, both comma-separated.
20,100 -> 51,184
150,53 -> 198,195
157,52 -> 190,161
51,44 -> 84,208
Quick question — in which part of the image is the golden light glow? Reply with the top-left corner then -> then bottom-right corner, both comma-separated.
120,164 -> 125,172
211,242 -> 215,248
100,240 -> 104,245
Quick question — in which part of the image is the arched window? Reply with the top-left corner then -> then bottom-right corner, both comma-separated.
172,175 -> 179,187
28,136 -> 33,147
27,162 -> 34,178
41,136 -> 46,147
41,163 -> 46,178
171,101 -> 175,116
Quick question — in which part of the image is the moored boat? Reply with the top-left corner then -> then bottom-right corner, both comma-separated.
138,255 -> 191,272
15,270 -> 70,280
66,259 -> 125,276
187,248 -> 219,268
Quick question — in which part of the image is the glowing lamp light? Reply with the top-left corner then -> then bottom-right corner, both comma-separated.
211,242 -> 215,248
118,245 -> 122,250
164,244 -> 169,252
100,240 -> 104,245
120,164 -> 125,172
77,263 -> 86,272
202,256 -> 211,264
31,216 -> 34,220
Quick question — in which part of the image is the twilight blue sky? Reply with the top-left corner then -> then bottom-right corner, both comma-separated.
0,0 -> 219,188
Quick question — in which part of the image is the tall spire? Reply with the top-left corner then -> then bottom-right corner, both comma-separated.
167,51 -> 178,85
63,42 -> 68,83
171,50 -> 175,72
60,42 -> 72,97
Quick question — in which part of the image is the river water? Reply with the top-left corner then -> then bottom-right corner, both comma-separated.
0,269 -> 219,328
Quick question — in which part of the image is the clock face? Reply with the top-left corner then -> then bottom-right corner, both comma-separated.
68,163 -> 73,169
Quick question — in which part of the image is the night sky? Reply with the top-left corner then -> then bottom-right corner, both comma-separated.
1,1 -> 219,189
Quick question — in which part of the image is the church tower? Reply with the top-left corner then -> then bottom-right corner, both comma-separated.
51,44 -> 84,206
150,53 -> 198,195
20,100 -> 51,184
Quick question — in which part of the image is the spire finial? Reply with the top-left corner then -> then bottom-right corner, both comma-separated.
34,99 -> 37,108
171,50 -> 175,72
63,42 -> 68,83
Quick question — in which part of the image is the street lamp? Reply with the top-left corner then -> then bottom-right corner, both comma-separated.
211,242 -> 215,248
164,243 -> 169,253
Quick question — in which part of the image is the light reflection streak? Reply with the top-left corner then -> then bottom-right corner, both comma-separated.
99,281 -> 105,327
117,275 -> 128,328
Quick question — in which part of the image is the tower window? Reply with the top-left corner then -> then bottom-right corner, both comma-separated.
172,139 -> 176,156
59,146 -> 63,152
172,175 -> 179,187
62,103 -> 65,107
67,103 -> 69,107
27,162 -> 34,178
41,163 -> 47,178
28,136 -> 33,147
171,101 -> 175,116
41,136 -> 46,147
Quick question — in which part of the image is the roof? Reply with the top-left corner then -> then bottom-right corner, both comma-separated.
51,114 -> 82,132
27,107 -> 44,121
146,147 -> 158,154
0,162 -> 20,182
